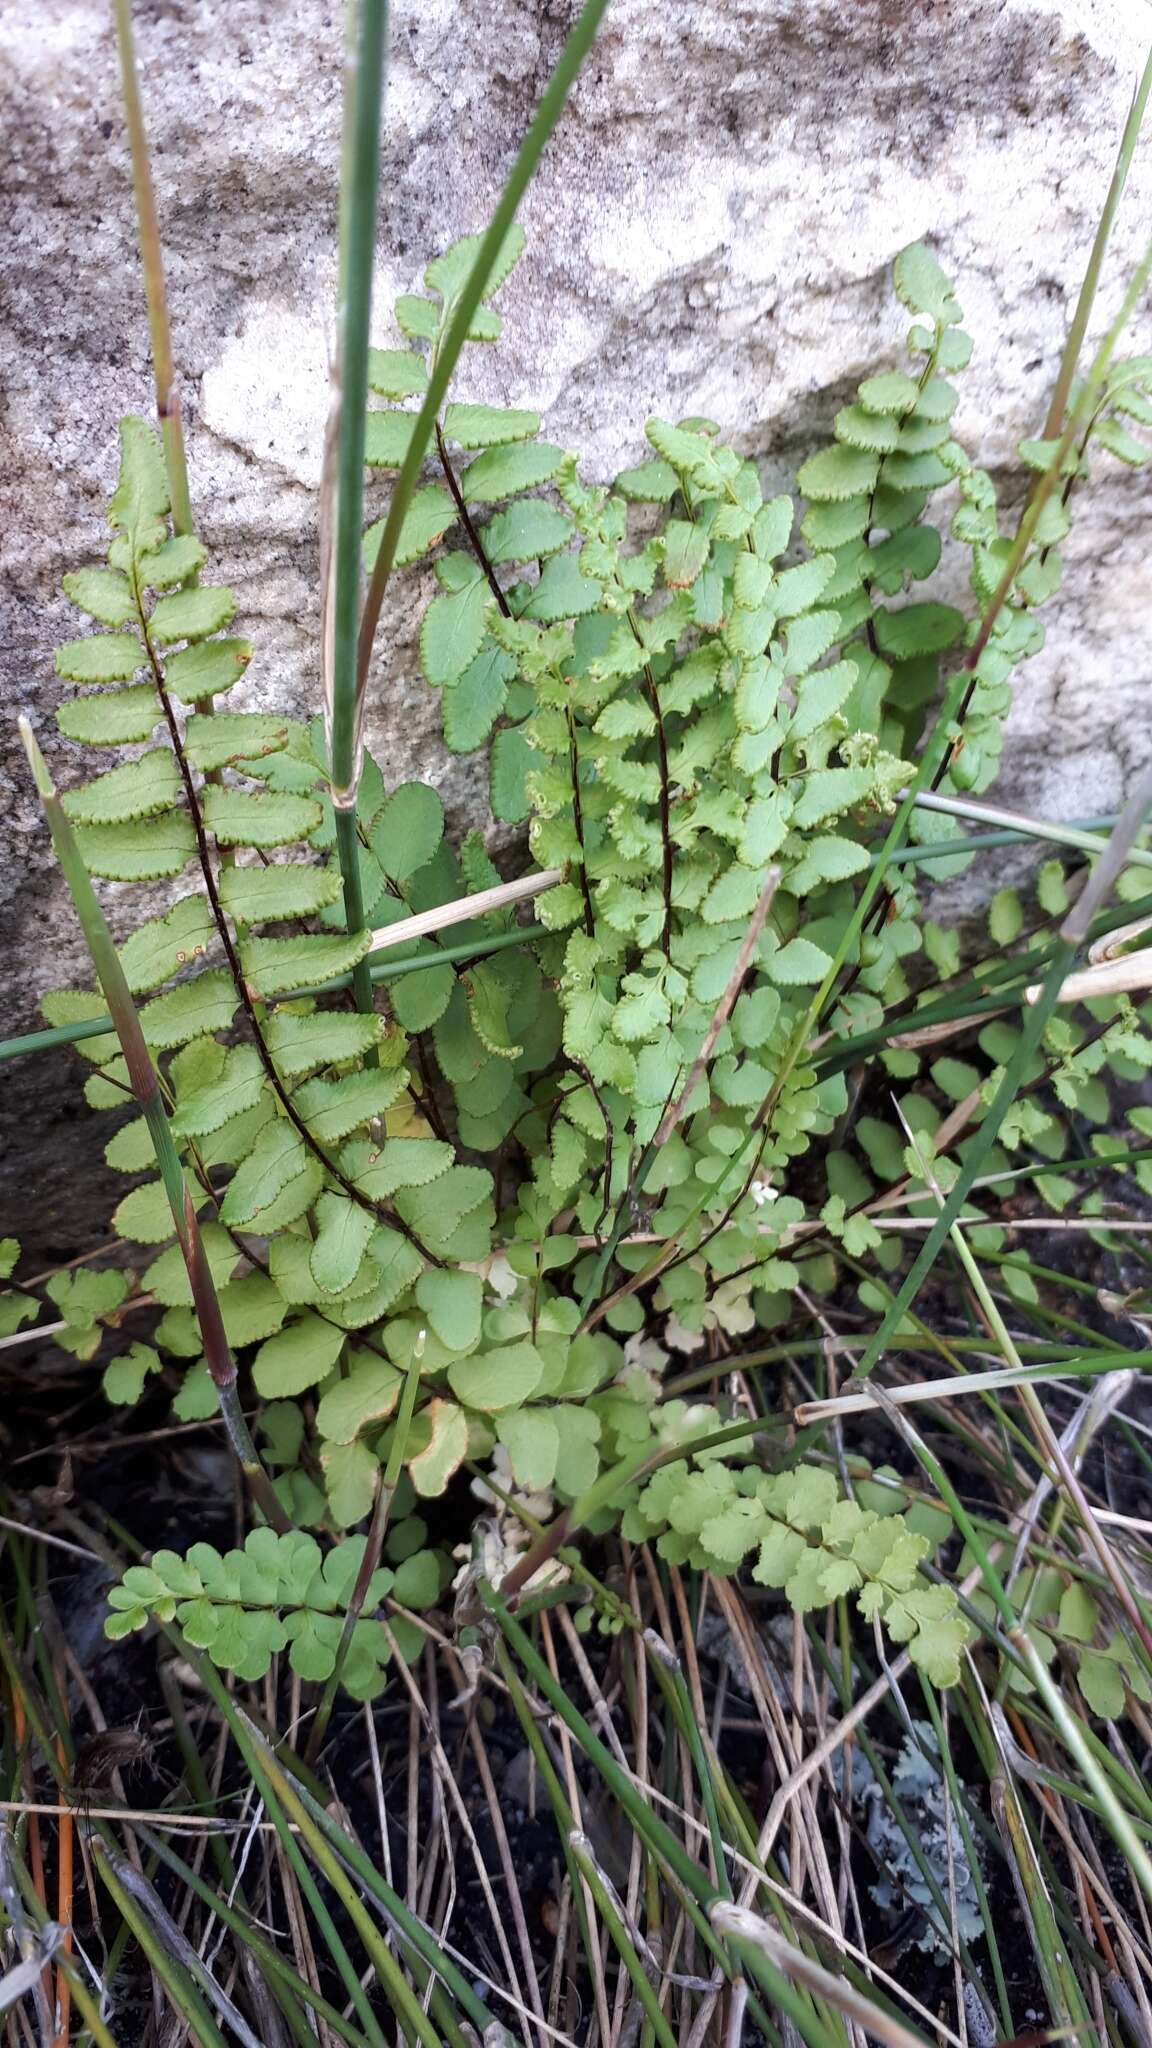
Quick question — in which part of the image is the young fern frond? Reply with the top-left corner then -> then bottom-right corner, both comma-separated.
105,1527 -> 446,1696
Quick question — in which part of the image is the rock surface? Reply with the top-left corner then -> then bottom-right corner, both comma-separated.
2,0 -> 1151,1256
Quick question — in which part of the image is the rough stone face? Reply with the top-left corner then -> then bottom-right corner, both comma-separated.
2,0 -> 1150,1256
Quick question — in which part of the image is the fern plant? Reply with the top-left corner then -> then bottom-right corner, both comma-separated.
12,228 -> 1152,1703
106,1527 -> 442,1695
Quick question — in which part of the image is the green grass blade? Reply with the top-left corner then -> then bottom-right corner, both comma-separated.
911,789 -> 1152,870
99,1845 -> 266,2048
1015,1632 -> 1152,1914
568,1830 -> 679,2048
110,0 -> 193,534
133,1823 -> 383,2048
188,1695 -> 392,2046
642,1633 -> 731,1897
198,1684 -> 498,2031
493,1642 -> 603,1976
713,1905 -> 931,2048
234,1710 -> 445,2048
487,1597 -> 823,2042
328,0 -> 388,804
94,1842 -> 232,2048
915,1681 -> 1013,2035
327,0 -> 388,1028
1043,38 -> 1152,435
160,1636 -> 493,2034
482,1584 -> 714,1892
